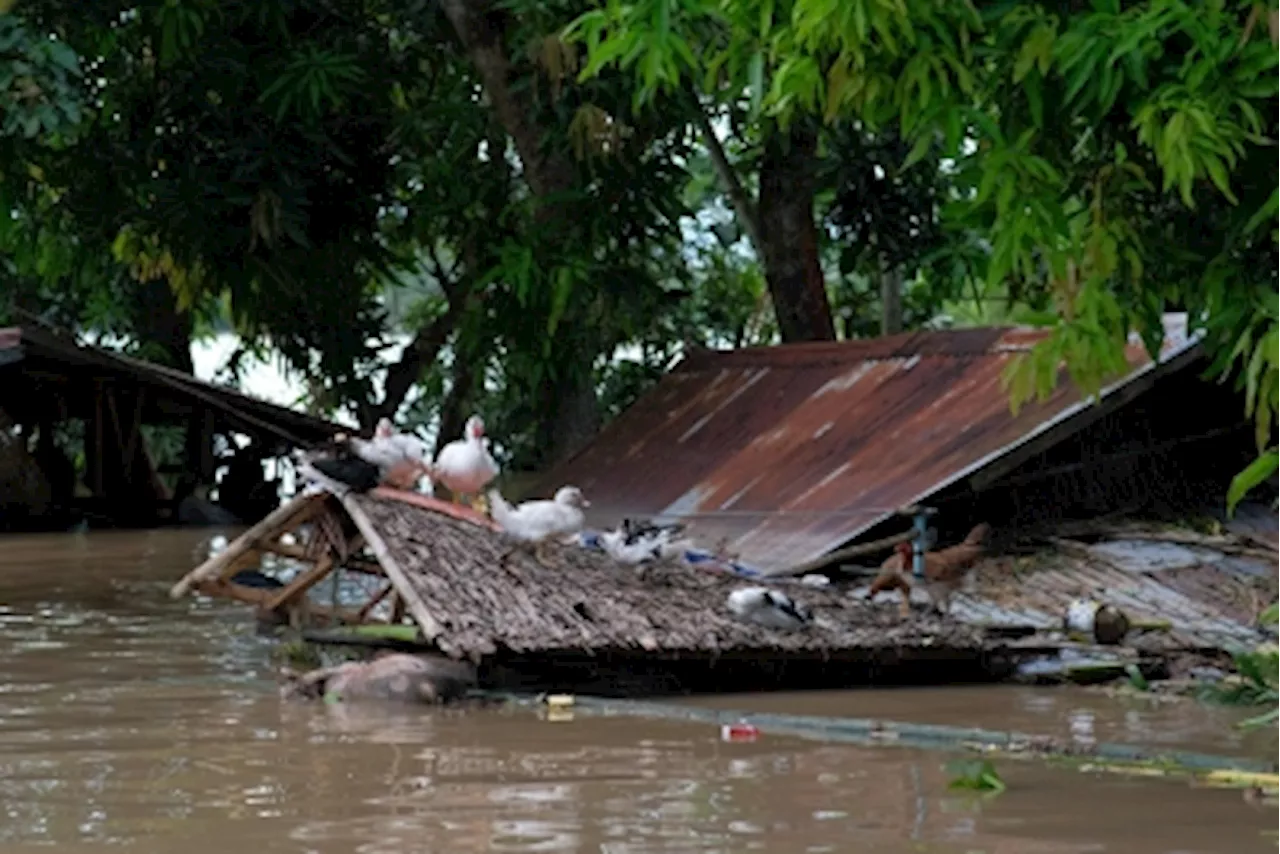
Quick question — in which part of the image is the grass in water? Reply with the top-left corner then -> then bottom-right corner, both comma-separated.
946,758 -> 1006,793
1198,603 -> 1278,730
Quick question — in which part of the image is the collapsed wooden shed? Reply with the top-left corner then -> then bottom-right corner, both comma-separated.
171,487 -> 1023,693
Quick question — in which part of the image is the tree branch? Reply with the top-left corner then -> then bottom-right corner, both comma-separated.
376,302 -> 460,422
690,96 -> 764,255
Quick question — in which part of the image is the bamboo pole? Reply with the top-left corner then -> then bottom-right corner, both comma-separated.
772,528 -> 916,577
169,492 -> 325,598
259,540 -> 385,575
263,554 -> 336,613
205,578 -> 357,623
341,494 -> 443,641
357,584 -> 396,621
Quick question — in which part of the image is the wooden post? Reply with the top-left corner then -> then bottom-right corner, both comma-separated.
169,492 -> 325,598
357,584 -> 395,621
89,379 -> 105,496
342,494 -> 444,641
263,554 -> 336,614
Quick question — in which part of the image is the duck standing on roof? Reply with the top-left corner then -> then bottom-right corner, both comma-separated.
489,485 -> 590,567
298,418 -> 431,493
433,414 -> 500,513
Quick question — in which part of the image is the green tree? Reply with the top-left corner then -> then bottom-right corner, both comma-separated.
572,0 -> 1279,499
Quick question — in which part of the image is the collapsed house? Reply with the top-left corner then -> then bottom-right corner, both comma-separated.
0,325 -> 345,530
172,314 -> 1276,693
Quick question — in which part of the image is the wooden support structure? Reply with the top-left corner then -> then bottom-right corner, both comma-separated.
341,493 -> 444,642
357,584 -> 395,621
170,492 -> 327,598
263,554 -> 336,613
259,540 -> 384,575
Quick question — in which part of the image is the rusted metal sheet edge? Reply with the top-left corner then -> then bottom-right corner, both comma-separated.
800,337 -> 1207,562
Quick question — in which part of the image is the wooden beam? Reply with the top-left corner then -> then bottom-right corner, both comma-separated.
342,494 -> 444,641
199,578 -> 360,623
90,379 -> 104,495
357,584 -> 395,621
169,492 -> 326,598
771,528 -> 917,577
263,554 -> 336,613
259,540 -> 384,575
121,387 -> 145,465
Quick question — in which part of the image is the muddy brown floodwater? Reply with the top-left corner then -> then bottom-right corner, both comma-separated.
0,529 -> 1275,854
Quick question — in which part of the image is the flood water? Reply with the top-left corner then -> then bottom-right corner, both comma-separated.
1,528 -> 1275,853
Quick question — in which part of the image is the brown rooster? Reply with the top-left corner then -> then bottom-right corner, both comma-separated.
865,523 -> 991,618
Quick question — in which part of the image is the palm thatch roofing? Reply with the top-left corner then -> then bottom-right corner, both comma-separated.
337,491 -> 987,661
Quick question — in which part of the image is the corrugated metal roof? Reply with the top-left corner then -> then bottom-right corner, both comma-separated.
542,315 -> 1202,572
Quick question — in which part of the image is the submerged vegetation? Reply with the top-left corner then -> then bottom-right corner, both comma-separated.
946,758 -> 1007,794
0,0 -> 1274,492
1199,603 -> 1280,729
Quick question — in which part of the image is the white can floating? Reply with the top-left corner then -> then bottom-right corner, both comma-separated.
1065,598 -> 1132,645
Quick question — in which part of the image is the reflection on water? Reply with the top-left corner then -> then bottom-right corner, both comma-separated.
0,529 -> 1274,853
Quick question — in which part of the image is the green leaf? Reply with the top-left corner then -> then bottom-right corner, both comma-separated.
1259,603 -> 1279,627
1226,449 -> 1278,515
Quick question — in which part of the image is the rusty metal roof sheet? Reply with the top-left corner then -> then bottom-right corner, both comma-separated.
541,315 -> 1202,572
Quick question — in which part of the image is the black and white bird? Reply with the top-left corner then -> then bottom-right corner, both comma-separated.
599,518 -> 693,565
726,586 -> 814,631
296,418 -> 430,494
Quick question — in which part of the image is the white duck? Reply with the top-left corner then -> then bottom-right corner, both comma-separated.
350,418 -> 432,490
489,486 -> 590,566
433,415 -> 500,512
726,586 -> 814,631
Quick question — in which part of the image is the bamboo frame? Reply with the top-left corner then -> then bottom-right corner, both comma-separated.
263,554 -> 336,613
169,492 -> 327,598
259,540 -> 385,574
342,493 -> 445,641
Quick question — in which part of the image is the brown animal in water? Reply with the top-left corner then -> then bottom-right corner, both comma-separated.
280,652 -> 477,705
865,523 -> 991,618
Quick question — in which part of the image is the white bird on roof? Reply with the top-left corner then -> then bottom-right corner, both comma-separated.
296,418 -> 431,494
433,415 -> 500,513
489,486 -> 590,567
348,418 -> 431,489
726,586 -> 814,631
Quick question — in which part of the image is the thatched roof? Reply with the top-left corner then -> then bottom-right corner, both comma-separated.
344,492 -> 987,661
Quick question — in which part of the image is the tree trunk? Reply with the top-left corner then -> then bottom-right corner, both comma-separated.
757,122 -> 836,343
880,264 -> 903,336
534,362 -> 598,469
440,0 -> 600,466
134,279 -> 193,373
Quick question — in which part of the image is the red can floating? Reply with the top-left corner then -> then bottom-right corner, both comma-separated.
721,722 -> 760,742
